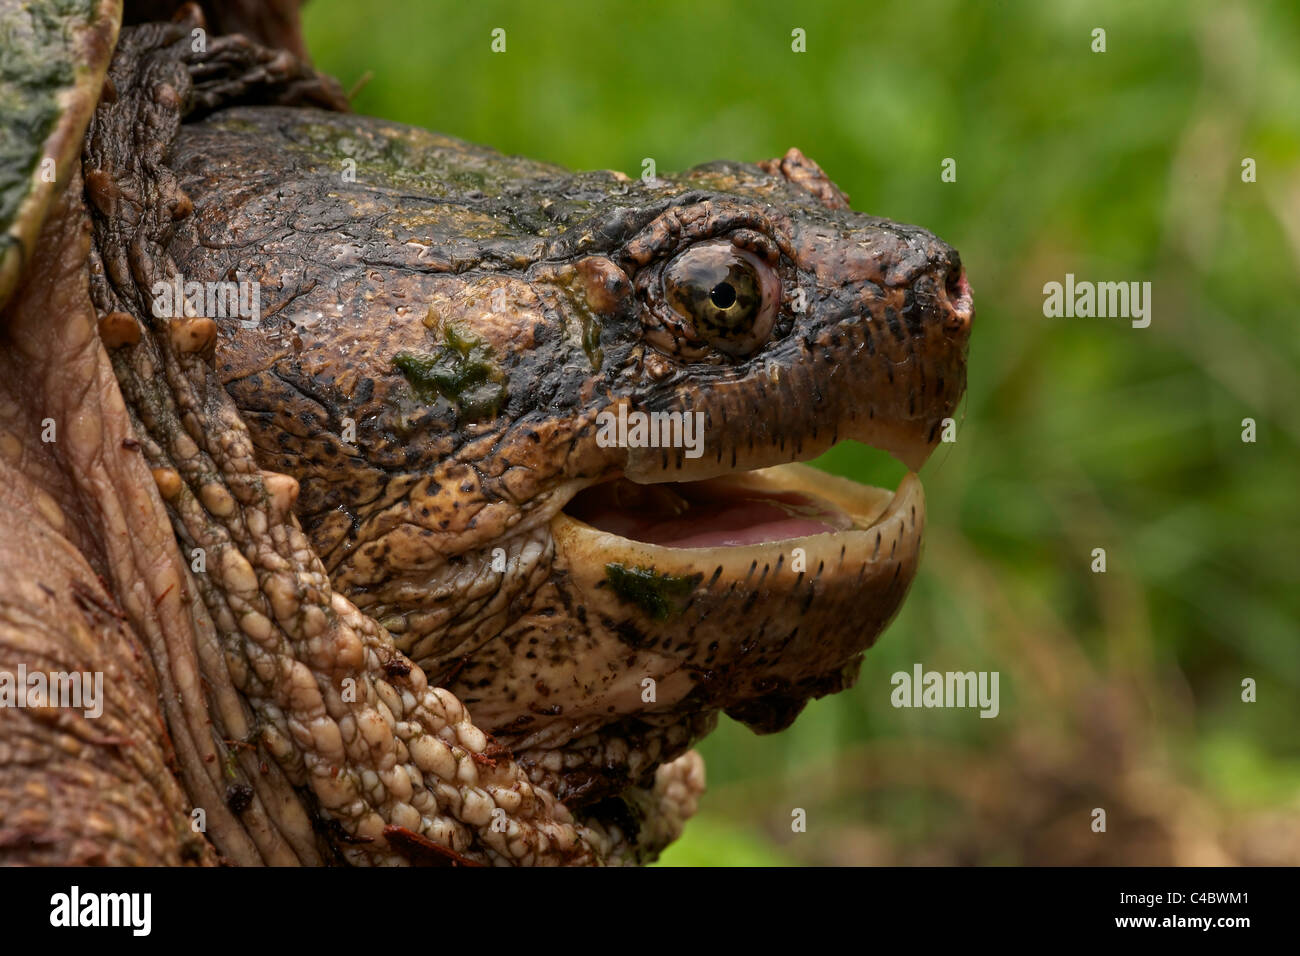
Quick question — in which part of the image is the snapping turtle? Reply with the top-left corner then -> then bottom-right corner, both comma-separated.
0,0 -> 972,865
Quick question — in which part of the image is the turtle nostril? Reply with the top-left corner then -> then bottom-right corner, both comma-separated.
942,265 -> 973,332
944,262 -> 968,301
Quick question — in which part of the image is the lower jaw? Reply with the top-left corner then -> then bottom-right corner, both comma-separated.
543,462 -> 926,717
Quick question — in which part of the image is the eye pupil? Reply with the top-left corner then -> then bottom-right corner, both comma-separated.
659,239 -> 777,358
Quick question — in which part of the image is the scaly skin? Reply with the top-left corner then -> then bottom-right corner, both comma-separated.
0,4 -> 970,865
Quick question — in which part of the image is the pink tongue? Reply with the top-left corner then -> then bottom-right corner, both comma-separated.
650,505 -> 841,548
575,488 -> 851,549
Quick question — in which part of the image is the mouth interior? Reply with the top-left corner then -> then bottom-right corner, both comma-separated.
563,473 -> 862,549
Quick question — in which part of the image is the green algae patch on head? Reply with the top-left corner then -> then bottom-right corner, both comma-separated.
393,324 -> 507,423
581,312 -> 603,372
556,265 -> 605,372
604,564 -> 703,621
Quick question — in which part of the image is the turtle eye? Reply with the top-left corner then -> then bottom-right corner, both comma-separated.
661,240 -> 779,357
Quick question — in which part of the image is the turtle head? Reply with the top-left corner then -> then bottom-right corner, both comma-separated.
172,109 -> 971,816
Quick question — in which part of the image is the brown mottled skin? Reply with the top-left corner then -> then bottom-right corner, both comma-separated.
0,0 -> 971,864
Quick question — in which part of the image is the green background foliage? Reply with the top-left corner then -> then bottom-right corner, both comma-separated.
303,0 -> 1300,864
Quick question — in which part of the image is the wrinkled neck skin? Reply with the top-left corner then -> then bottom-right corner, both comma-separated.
0,172 -> 221,865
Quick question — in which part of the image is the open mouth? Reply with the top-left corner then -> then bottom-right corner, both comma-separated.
545,458 -> 926,689
559,462 -> 920,557
545,455 -> 926,695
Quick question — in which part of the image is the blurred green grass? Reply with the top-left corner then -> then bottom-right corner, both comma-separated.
303,0 -> 1300,864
